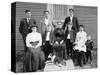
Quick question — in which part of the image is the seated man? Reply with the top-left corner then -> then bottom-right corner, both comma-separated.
25,25 -> 45,72
85,35 -> 93,64
51,21 -> 66,66
73,25 -> 87,67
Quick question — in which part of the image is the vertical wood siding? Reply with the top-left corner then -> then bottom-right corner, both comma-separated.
53,4 -> 68,21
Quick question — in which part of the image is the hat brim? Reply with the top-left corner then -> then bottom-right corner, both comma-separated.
30,25 -> 38,29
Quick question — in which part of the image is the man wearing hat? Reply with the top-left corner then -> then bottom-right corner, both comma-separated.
25,25 -> 45,72
62,8 -> 79,34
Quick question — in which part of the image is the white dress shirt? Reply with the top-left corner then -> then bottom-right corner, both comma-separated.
44,18 -> 51,41
74,31 -> 87,52
67,33 -> 70,39
26,18 -> 30,23
26,32 -> 42,48
70,16 -> 73,23
46,32 -> 50,41
44,18 -> 49,26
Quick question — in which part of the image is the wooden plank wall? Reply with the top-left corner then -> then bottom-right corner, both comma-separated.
16,2 -> 46,51
74,6 -> 97,48
53,4 -> 68,21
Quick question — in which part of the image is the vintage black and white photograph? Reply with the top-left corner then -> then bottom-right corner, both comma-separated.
11,2 -> 97,73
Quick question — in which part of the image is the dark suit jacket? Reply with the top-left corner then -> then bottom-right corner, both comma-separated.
19,18 -> 36,40
65,29 -> 76,43
63,16 -> 79,33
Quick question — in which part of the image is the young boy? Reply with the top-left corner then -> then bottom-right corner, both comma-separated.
73,25 -> 87,67
85,35 -> 93,64
65,22 -> 75,58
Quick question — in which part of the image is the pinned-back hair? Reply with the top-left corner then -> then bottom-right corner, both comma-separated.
44,10 -> 49,13
69,8 -> 74,12
24,10 -> 30,13
79,24 -> 85,28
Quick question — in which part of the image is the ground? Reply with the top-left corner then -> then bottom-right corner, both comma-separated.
16,50 -> 97,73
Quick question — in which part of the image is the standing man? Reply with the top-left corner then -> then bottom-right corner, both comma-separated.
19,10 -> 36,72
19,10 -> 36,51
63,8 -> 79,34
40,10 -> 54,60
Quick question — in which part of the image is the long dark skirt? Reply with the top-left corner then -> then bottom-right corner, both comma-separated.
23,47 -> 45,72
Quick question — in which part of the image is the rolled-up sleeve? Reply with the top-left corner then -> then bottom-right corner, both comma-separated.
36,34 -> 42,47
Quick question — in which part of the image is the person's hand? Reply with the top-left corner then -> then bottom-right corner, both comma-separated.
54,41 -> 59,47
42,42 -> 45,45
32,46 -> 35,49
60,40 -> 64,44
55,41 -> 59,45
30,42 -> 38,46
51,43 -> 53,45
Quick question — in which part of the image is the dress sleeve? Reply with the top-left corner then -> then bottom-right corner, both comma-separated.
36,33 -> 42,47
26,34 -> 33,47
83,32 -> 87,44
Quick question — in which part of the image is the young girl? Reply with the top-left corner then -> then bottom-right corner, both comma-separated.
73,25 -> 87,67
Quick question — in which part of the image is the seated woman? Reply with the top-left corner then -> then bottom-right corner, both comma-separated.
25,25 -> 45,72
73,25 -> 87,67
85,35 -> 94,64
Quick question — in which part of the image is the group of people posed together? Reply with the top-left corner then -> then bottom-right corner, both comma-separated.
19,8 -> 94,72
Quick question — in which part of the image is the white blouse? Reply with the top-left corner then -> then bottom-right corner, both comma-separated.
74,31 -> 87,52
26,32 -> 42,48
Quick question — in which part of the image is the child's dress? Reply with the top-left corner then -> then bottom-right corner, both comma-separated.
74,31 -> 87,52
